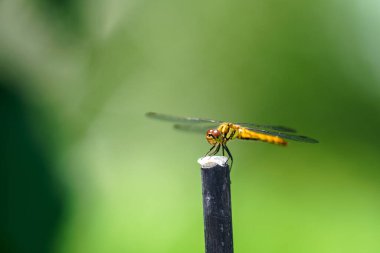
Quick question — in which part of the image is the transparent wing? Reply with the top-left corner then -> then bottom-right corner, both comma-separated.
173,123 -> 219,133
248,128 -> 319,143
237,122 -> 296,133
146,112 -> 221,124
147,113 -> 295,132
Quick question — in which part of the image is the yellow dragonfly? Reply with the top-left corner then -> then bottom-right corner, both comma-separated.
146,112 -> 318,167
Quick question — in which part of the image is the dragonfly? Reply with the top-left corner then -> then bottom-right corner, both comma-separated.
146,112 -> 318,168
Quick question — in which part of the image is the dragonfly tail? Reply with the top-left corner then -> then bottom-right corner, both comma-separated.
238,129 -> 288,146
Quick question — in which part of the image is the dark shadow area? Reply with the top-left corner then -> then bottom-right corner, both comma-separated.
0,81 -> 64,253
36,0 -> 84,35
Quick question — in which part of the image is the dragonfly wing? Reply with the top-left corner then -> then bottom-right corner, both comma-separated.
237,122 -> 296,133
173,123 -> 219,133
249,128 -> 319,143
146,112 -> 221,124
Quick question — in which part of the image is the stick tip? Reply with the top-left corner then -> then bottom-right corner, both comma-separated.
197,156 -> 228,169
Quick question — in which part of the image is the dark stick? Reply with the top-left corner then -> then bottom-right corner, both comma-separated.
200,157 -> 233,253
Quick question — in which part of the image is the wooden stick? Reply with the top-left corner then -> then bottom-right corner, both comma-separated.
199,156 -> 233,253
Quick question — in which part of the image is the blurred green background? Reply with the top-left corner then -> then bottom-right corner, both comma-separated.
1,0 -> 380,252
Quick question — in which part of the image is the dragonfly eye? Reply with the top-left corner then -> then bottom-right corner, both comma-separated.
207,129 -> 220,138
206,129 -> 221,142
206,129 -> 219,145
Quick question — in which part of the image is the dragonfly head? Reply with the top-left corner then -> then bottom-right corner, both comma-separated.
206,129 -> 222,145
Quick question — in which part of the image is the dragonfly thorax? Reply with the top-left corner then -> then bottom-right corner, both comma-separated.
206,123 -> 239,146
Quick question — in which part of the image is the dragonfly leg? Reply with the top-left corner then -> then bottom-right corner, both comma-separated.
205,144 -> 220,157
225,129 -> 236,142
205,146 -> 214,157
223,144 -> 233,170
212,144 -> 221,155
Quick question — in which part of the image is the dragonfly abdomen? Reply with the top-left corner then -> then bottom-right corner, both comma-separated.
237,128 -> 287,146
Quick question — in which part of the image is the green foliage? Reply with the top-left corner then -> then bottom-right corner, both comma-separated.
1,0 -> 380,252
